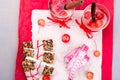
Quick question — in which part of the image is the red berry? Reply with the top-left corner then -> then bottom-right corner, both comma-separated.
94,50 -> 100,57
87,20 -> 92,26
84,11 -> 91,19
91,22 -> 98,28
55,6 -> 61,12
38,19 -> 45,26
60,0 -> 67,4
96,20 -> 103,27
86,71 -> 94,79
96,12 -> 104,19
42,75 -> 50,80
53,0 -> 59,5
62,34 -> 70,43
59,11 -> 68,17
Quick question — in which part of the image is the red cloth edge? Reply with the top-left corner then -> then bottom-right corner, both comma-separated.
102,0 -> 114,79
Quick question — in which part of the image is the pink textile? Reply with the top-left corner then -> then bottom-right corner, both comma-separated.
65,45 -> 89,80
15,0 -> 113,80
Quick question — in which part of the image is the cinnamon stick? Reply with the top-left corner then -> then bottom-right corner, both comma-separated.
91,2 -> 96,22
64,0 -> 84,10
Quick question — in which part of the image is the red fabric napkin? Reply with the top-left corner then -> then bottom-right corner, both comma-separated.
15,0 -> 113,80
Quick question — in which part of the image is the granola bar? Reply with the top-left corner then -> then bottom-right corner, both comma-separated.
22,60 -> 35,72
42,65 -> 54,75
43,52 -> 55,63
23,42 -> 33,49
23,49 -> 34,58
42,39 -> 53,51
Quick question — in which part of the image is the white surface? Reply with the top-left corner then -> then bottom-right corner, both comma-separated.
0,0 -> 120,80
31,10 -> 102,80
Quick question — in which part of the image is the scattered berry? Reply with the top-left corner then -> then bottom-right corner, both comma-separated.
84,11 -> 91,19
38,19 -> 45,26
42,75 -> 50,80
96,12 -> 104,19
62,34 -> 70,43
94,50 -> 100,57
86,71 -> 94,79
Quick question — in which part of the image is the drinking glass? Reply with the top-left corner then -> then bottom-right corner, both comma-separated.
49,0 -> 75,21
81,3 -> 110,31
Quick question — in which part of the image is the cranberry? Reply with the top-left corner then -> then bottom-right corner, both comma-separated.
84,11 -> 91,19
38,19 -> 45,26
96,12 -> 104,19
86,71 -> 94,79
96,20 -> 103,27
62,34 -> 70,43
94,50 -> 100,57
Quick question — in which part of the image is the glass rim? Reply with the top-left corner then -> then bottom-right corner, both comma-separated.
82,3 -> 111,31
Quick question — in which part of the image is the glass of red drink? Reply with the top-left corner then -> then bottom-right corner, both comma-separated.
49,0 -> 75,21
81,3 -> 110,31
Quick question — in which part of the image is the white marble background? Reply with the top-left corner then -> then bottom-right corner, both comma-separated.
0,0 -> 119,80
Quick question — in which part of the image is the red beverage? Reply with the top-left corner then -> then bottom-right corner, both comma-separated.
82,3 -> 110,31
49,0 -> 74,21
